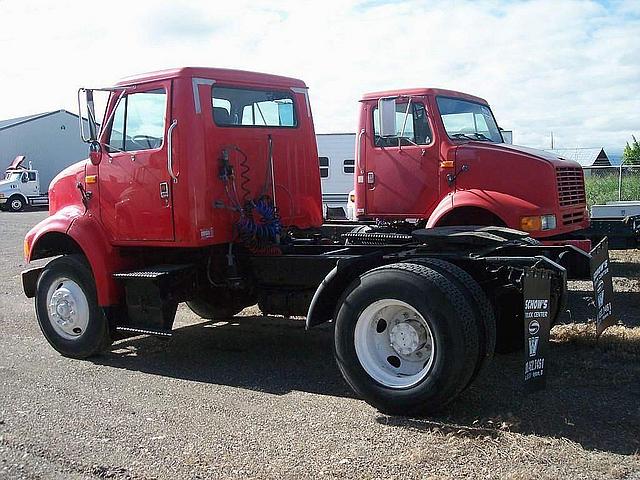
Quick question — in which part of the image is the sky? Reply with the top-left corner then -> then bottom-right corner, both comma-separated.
0,0 -> 638,154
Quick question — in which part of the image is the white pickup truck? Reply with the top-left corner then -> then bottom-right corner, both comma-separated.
0,156 -> 48,212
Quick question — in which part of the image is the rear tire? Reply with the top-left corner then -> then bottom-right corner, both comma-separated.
334,262 -> 480,415
35,255 -> 112,359
406,258 -> 496,384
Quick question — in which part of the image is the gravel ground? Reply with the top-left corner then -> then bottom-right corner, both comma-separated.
1,210 -> 639,479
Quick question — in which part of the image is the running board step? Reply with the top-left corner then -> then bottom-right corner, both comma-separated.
112,264 -> 194,280
113,264 -> 196,334
115,326 -> 173,338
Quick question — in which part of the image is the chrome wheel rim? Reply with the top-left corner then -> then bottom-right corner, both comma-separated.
354,299 -> 436,389
11,199 -> 22,210
46,277 -> 90,340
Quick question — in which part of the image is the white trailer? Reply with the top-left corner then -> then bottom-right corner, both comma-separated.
316,133 -> 356,218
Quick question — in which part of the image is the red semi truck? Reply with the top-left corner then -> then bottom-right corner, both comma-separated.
22,68 -> 611,414
353,89 -> 589,244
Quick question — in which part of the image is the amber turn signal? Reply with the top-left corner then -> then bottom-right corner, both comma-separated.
520,216 -> 542,231
23,239 -> 31,261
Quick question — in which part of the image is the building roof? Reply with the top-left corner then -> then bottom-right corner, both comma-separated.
0,109 -> 81,132
545,147 -> 611,167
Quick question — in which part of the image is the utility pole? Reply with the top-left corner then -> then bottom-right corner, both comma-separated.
550,131 -> 554,149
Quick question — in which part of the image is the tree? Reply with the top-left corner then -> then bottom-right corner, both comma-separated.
623,135 -> 640,165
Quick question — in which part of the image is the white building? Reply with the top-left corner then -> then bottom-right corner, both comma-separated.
316,133 -> 356,215
0,110 -> 89,191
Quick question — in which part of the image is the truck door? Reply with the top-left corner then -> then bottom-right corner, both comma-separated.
21,171 -> 39,197
99,82 -> 175,242
363,98 -> 440,218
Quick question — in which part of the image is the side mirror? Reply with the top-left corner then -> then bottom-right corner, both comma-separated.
21,174 -> 28,183
78,88 -> 99,143
378,97 -> 397,137
89,141 -> 102,165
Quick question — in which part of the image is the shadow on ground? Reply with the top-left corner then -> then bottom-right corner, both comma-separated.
95,314 -> 640,456
563,290 -> 640,327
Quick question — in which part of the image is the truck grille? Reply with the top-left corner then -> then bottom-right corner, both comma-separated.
562,211 -> 585,225
556,167 -> 586,207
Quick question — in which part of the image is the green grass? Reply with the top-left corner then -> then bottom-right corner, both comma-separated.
584,172 -> 640,208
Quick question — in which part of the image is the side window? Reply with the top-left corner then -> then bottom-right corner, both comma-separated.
109,99 -> 126,152
108,89 -> 167,152
372,101 -> 432,147
319,157 -> 329,178
28,172 -> 37,181
343,159 -> 354,174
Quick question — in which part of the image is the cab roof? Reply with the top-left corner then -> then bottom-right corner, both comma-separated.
115,67 -> 307,89
361,88 -> 488,105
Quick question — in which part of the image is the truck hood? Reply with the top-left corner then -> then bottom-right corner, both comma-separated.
8,155 -> 25,169
467,142 -> 580,168
0,179 -> 17,191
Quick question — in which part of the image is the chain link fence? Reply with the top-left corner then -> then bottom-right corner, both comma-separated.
583,165 -> 640,208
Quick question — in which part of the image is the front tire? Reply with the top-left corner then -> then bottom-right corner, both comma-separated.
8,195 -> 25,212
35,255 -> 112,358
334,262 -> 480,416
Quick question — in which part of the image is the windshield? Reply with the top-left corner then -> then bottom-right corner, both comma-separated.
4,172 -> 20,181
436,97 -> 503,142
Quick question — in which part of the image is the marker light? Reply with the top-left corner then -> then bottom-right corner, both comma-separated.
23,238 -> 31,261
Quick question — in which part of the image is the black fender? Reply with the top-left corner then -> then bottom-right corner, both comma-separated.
306,252 -> 387,329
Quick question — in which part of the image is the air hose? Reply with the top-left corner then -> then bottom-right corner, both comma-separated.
219,145 -> 283,255
236,196 -> 282,255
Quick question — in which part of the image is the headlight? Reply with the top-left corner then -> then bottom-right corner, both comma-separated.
520,214 -> 556,232
540,214 -> 557,231
0,193 -> 5,198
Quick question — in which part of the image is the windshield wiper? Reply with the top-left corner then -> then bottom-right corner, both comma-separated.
450,132 -> 493,142
450,133 -> 475,141
470,132 -> 492,141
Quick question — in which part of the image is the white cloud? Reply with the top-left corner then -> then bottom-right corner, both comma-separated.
0,0 -> 637,151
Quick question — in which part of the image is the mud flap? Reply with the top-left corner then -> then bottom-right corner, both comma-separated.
523,268 -> 551,393
589,238 -> 615,336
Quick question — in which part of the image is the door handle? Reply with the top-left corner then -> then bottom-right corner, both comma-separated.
159,182 -> 169,199
356,128 -> 365,174
367,171 -> 375,186
167,119 -> 178,183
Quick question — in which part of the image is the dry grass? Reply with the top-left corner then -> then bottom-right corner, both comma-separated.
552,324 -> 640,356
